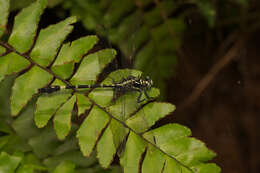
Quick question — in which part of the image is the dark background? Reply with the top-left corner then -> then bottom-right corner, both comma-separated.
169,29 -> 260,173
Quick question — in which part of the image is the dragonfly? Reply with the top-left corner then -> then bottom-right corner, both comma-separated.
38,75 -> 154,103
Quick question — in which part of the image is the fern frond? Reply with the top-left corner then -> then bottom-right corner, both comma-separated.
0,0 -> 221,173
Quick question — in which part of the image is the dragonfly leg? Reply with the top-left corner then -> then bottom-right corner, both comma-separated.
137,90 -> 145,103
144,89 -> 151,100
112,88 -> 117,101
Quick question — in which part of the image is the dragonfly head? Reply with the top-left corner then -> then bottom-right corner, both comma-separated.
145,76 -> 153,89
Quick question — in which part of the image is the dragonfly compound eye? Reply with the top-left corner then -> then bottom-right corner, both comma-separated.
145,76 -> 150,80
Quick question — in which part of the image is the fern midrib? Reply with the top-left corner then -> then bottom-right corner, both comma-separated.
0,40 -> 195,173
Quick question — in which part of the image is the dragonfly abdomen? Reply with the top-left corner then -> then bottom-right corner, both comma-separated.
38,84 -> 122,93
38,75 -> 153,96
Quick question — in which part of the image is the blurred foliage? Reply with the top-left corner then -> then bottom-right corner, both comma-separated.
10,0 -> 64,10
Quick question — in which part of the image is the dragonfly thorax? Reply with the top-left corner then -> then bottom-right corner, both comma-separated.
124,76 -> 153,90
144,76 -> 153,89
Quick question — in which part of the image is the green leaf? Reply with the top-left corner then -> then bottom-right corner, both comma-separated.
54,95 -> 76,140
35,93 -> 71,128
28,125 -> 60,158
48,0 -> 64,7
88,86 -> 114,107
151,19 -> 185,42
1,134 -> 31,154
197,1 -> 216,27
0,136 -> 11,149
0,75 -> 15,119
53,160 -> 75,173
51,35 -> 98,79
143,124 -> 219,172
163,157 -> 183,173
89,69 -> 142,107
0,53 -> 30,82
118,26 -> 149,58
0,120 -> 12,134
10,0 -> 36,11
0,0 -> 10,38
108,85 -> 159,118
16,153 -> 46,173
97,119 -> 128,168
0,152 -> 22,173
144,1 -> 176,27
16,165 -> 34,173
164,137 -> 216,166
120,132 -> 146,173
12,98 -> 42,140
54,35 -> 98,64
70,49 -> 117,85
44,150 -> 97,170
134,41 -> 154,71
192,163 -> 221,173
0,46 -> 5,54
75,93 -> 92,116
108,11 -> 142,43
103,0 -> 135,27
11,66 -> 53,116
143,123 -> 192,145
77,106 -> 110,156
8,0 -> 48,53
30,16 -> 77,67
52,128 -> 79,155
126,102 -> 175,133
142,145 -> 165,173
